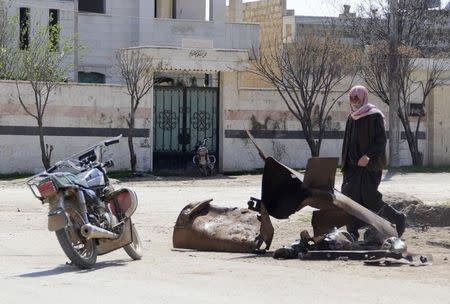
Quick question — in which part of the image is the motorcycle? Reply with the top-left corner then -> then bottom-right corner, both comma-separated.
27,135 -> 143,269
192,137 -> 216,176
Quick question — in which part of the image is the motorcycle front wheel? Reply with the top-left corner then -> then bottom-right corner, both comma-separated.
55,202 -> 97,269
199,165 -> 209,176
123,222 -> 143,260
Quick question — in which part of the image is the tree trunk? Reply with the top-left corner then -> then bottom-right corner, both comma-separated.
411,151 -> 423,166
304,131 -> 320,157
400,116 -> 423,166
128,113 -> 137,173
38,122 -> 50,169
403,130 -> 423,166
405,135 -> 423,166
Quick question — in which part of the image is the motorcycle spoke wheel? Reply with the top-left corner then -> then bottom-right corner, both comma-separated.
124,223 -> 143,260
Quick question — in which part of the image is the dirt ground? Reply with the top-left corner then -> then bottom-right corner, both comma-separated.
0,171 -> 449,304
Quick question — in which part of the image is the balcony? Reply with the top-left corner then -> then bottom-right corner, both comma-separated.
139,18 -> 260,51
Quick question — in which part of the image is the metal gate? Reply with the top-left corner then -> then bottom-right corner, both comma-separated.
153,86 -> 219,171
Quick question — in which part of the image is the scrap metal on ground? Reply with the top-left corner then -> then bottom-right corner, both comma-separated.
172,130 -> 431,265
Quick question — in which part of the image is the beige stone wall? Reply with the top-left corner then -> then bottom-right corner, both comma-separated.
242,0 -> 286,48
238,0 -> 287,88
0,80 -> 152,174
428,83 -> 450,166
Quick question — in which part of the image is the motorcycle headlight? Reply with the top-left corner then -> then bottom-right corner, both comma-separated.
198,147 -> 207,156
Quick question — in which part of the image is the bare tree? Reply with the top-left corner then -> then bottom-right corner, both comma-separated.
350,0 -> 450,165
14,17 -> 75,169
249,27 -> 359,157
116,48 -> 164,173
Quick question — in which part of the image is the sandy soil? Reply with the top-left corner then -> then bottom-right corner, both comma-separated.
0,171 -> 449,304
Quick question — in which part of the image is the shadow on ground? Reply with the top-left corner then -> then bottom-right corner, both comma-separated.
16,259 -> 130,278
113,173 -> 240,184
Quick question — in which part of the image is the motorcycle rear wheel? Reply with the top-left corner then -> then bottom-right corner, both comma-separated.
124,223 -> 143,260
55,202 -> 97,269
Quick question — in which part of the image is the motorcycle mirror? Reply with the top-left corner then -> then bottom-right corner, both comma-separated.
78,150 -> 95,161
89,154 -> 97,162
104,159 -> 115,168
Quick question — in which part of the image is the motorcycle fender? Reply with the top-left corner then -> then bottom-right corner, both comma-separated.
48,208 -> 68,231
105,188 -> 138,218
199,156 -> 207,165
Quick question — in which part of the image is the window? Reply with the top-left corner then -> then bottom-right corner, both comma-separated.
78,72 -> 106,84
79,0 -> 105,14
49,9 -> 59,51
409,103 -> 425,116
19,7 -> 30,49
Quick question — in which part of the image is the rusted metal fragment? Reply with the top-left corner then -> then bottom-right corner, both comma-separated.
333,191 -> 398,238
261,156 -> 398,238
248,124 -> 398,237
173,199 -> 274,253
173,131 -> 398,253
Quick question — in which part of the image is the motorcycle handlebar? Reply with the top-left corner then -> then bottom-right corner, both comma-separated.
46,165 -> 57,173
105,138 -> 120,146
30,135 -> 122,179
104,134 -> 122,146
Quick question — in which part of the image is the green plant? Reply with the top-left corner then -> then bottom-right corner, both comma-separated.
0,172 -> 33,180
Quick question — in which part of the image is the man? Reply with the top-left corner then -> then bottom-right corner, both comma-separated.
341,85 -> 406,239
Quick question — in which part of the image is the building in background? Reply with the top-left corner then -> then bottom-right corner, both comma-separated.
4,0 -> 258,84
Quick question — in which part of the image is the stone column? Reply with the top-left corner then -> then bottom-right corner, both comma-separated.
228,0 -> 242,23
210,0 -> 227,22
139,0 -> 155,45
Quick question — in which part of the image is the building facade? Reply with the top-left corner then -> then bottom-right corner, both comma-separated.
4,0 -> 259,83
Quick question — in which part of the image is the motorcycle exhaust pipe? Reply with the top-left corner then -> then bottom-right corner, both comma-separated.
81,223 -> 119,239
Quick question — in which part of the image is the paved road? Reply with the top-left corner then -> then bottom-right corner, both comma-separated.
0,172 -> 449,304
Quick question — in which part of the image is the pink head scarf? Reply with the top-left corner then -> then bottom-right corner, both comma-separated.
348,85 -> 385,121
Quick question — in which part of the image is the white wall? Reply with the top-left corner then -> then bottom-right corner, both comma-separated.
0,69 -> 438,175
78,0 -> 140,84
0,80 -> 152,174
220,72 -> 428,171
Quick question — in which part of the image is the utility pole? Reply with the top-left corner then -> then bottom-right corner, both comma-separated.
73,0 -> 79,82
388,0 -> 401,167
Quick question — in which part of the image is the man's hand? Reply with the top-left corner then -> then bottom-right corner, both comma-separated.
357,155 -> 370,167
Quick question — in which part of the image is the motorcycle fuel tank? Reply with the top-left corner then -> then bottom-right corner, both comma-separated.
79,168 -> 105,188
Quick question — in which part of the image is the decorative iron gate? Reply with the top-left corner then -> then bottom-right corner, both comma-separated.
153,86 -> 219,171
